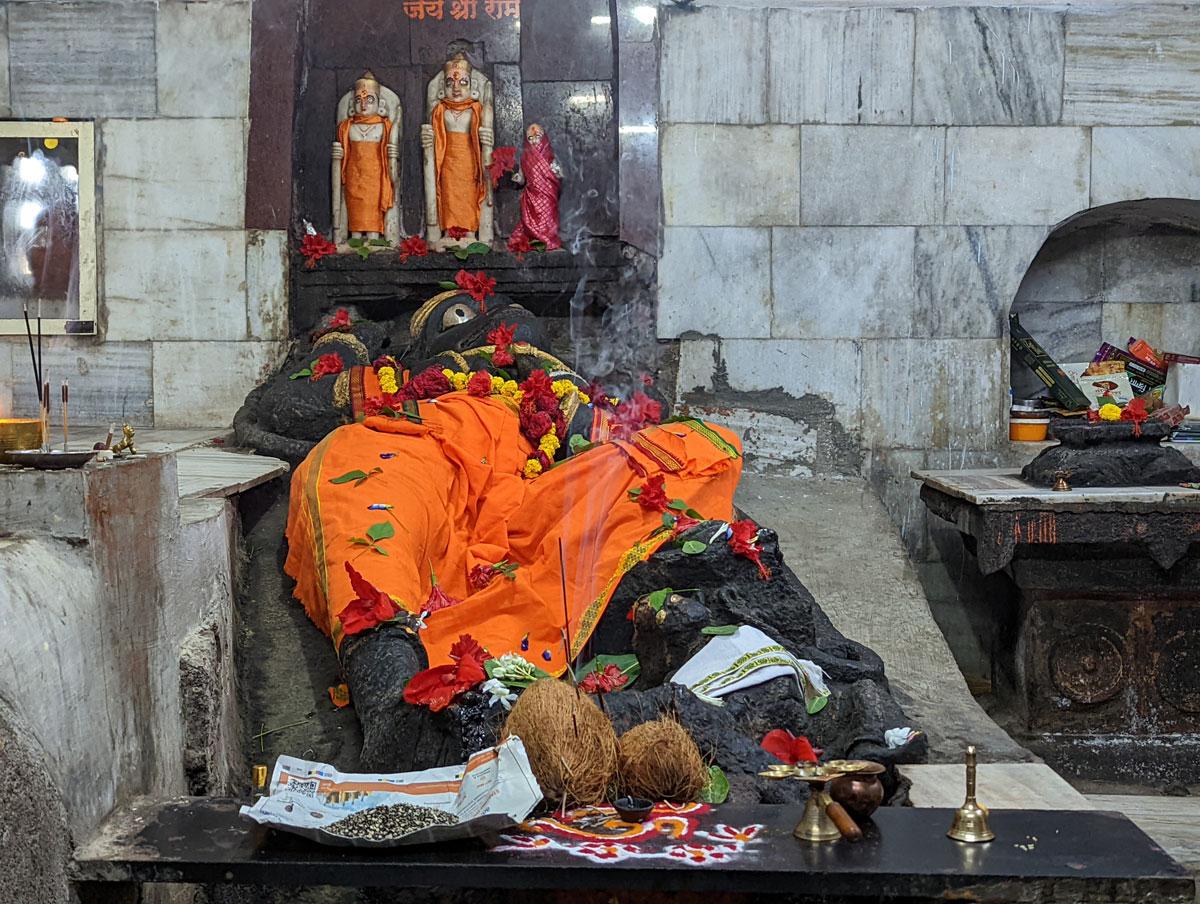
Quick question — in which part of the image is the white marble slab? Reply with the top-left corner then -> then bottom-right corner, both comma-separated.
176,448 -> 288,500
658,227 -> 772,339
661,7 -> 767,124
913,467 -> 1200,505
1087,794 -> 1200,867
904,763 -> 1092,810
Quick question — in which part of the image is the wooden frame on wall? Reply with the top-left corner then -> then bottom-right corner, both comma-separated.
0,120 -> 97,336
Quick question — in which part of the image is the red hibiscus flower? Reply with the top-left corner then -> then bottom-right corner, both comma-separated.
399,235 -> 429,263
488,322 -> 517,367
579,663 -> 629,694
300,233 -> 338,269
467,370 -> 494,396
761,729 -> 820,765
672,512 -> 701,537
610,391 -> 663,440
630,474 -> 670,513
446,226 -> 469,241
729,519 -> 770,580
329,308 -> 351,329
310,352 -> 344,381
455,269 -> 497,312
395,366 -> 452,402
507,231 -> 533,260
487,146 -> 517,188
1121,397 -> 1150,436
403,634 -> 488,712
340,563 -> 400,636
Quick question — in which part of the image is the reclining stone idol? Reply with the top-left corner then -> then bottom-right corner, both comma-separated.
235,294 -> 926,804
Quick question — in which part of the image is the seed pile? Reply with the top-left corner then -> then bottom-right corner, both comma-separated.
323,802 -> 458,840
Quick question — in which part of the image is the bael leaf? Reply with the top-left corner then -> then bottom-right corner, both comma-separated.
355,246 -> 371,260
700,624 -> 739,636
661,512 -> 675,529
682,540 -> 707,555
453,248 -> 469,260
354,466 -> 384,486
646,588 -> 673,612
465,242 -> 491,256
289,367 -> 313,381
568,434 -> 592,455
685,508 -> 704,520
575,653 -> 639,690
347,237 -> 364,247
531,240 -> 547,251
697,765 -> 729,804
628,487 -> 643,497
438,280 -> 458,290
330,469 -> 369,484
366,521 -> 395,542
348,536 -> 372,546
368,238 -> 391,247
667,499 -> 689,511
371,544 -> 388,556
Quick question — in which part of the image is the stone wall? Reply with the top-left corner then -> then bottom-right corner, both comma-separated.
0,0 -> 287,428
658,1 -> 1200,552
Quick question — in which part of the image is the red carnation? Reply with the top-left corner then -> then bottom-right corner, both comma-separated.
507,231 -> 533,260
729,519 -> 770,580
761,729 -> 820,765
469,563 -> 499,592
446,226 -> 469,241
311,352 -> 344,381
300,233 -> 337,269
340,563 -> 400,636
372,355 -> 399,371
488,146 -> 517,188
467,370 -> 494,396
403,634 -> 488,712
579,663 -> 629,695
631,474 -> 670,513
399,235 -> 429,263
395,366 -> 452,402
330,308 -> 351,329
487,322 -> 518,368
455,269 -> 497,311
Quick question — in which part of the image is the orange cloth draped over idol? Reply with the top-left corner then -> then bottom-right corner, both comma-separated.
284,394 -> 742,674
432,99 -> 485,234
338,115 -> 394,234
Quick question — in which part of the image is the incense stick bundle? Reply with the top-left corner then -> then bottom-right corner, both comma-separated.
21,303 -> 40,403
61,381 -> 69,452
41,379 -> 49,451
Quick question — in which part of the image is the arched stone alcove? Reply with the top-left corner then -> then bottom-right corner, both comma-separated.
1009,198 -> 1200,400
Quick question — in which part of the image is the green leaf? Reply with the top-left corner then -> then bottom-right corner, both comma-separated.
289,367 -> 313,381
371,544 -> 388,556
647,588 -> 673,612
465,242 -> 490,255
368,238 -> 391,247
660,512 -> 674,529
348,536 -> 371,546
575,653 -> 639,690
347,237 -> 364,247
667,499 -> 688,511
531,240 -> 547,251
330,469 -> 369,484
355,246 -> 371,260
682,540 -> 707,555
453,249 -> 469,260
484,658 -> 550,689
627,487 -> 643,497
568,434 -> 591,454
700,625 -> 739,636
366,521 -> 394,542
685,508 -> 704,521
697,766 -> 729,805
353,466 -> 384,486
438,280 -> 458,290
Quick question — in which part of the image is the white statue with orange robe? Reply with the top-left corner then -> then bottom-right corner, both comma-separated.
332,71 -> 402,247
421,53 -> 495,251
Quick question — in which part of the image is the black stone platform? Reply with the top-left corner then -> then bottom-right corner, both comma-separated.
71,798 -> 1193,902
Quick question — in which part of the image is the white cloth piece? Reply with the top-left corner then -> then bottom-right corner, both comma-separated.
885,727 -> 915,749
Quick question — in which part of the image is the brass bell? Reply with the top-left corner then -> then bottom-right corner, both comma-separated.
947,745 -> 994,843
1052,469 -> 1071,492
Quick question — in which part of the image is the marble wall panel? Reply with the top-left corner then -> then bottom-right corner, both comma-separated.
410,7 -> 520,64
661,7 -> 767,124
522,0 -> 613,81
157,1 -> 252,118
1103,233 -> 1200,304
617,0 -> 657,43
1102,302 -> 1165,350
1162,303 -> 1200,354
944,127 -> 1089,226
861,338 -> 1004,450
661,124 -> 799,227
913,7 -> 1065,126
246,230 -> 290,341
103,119 -> 247,232
1064,5 -> 1200,125
1009,301 -> 1103,367
1091,127 -> 1200,206
10,339 -> 154,426
153,340 -> 285,428
1014,226 -> 1105,303
619,41 -> 660,254
802,126 -> 944,225
0,8 -> 10,118
769,7 -> 915,125
9,3 -> 156,117
657,227 -> 771,339
522,81 -> 618,238
914,226 -> 1047,338
772,227 -> 918,339
104,231 -> 249,342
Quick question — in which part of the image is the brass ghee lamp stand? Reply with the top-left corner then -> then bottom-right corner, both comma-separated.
760,762 -> 866,843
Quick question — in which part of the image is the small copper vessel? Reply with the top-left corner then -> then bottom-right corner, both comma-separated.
828,760 -> 885,822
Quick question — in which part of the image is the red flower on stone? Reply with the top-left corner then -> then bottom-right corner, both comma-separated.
729,519 -> 770,580
329,308 -> 351,329
630,474 -> 670,513
395,366 -> 452,402
340,563 -> 400,636
300,233 -> 338,269
761,729 -> 820,765
579,663 -> 629,695
399,235 -> 429,263
488,146 -> 517,188
488,322 -> 517,367
455,269 -> 497,312
446,226 -> 469,241
403,634 -> 489,712
507,231 -> 533,260
584,380 -> 615,409
310,352 -> 345,381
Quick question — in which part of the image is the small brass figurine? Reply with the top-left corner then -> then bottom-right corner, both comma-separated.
947,745 -> 994,843
1052,469 -> 1072,492
111,424 -> 137,456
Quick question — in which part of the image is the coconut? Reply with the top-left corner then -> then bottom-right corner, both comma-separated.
618,717 -> 708,802
502,678 -> 618,806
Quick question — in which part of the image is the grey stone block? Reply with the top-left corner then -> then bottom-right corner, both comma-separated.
769,7 -> 915,125
1009,300 -> 1103,365
657,227 -> 771,339
10,338 -> 154,427
861,338 -> 1005,450
157,0 -> 251,118
915,226 -> 1048,338
1091,127 -> 1200,206
1064,5 -> 1200,125
617,0 -> 657,43
1102,302 -> 1165,350
914,7 -> 1065,126
0,8 -> 10,118
662,123 -> 799,227
246,230 -> 290,341
105,230 -> 249,342
662,6 -> 767,124
772,226 -> 917,339
102,118 -> 247,231
9,3 -> 156,117
1103,232 -> 1200,304
945,127 -> 1089,225
521,0 -> 613,81
801,126 -> 944,225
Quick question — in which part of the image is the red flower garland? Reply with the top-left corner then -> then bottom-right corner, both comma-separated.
467,370 -> 494,396
340,563 -> 400,636
394,366 -> 452,402
403,634 -> 488,712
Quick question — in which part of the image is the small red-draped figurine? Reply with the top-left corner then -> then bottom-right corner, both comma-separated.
510,123 -> 562,251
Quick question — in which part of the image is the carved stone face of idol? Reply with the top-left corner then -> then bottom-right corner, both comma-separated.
445,68 -> 470,101
526,125 -> 543,145
355,89 -> 379,116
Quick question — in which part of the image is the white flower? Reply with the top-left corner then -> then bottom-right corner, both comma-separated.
491,653 -> 540,683
481,678 -> 518,710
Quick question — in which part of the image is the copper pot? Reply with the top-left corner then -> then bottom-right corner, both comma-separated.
828,762 -> 885,822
